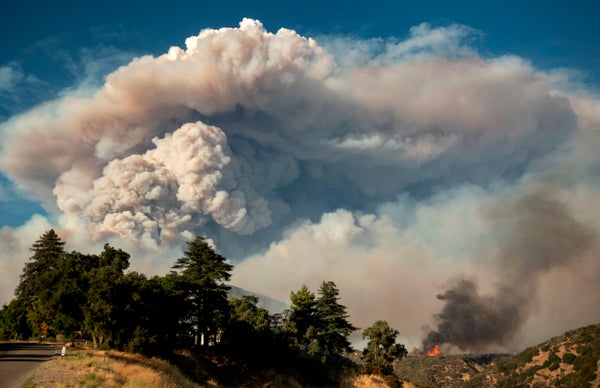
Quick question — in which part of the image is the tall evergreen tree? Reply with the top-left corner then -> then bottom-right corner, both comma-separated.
171,235 -> 233,346
288,284 -> 317,348
314,281 -> 357,357
288,281 -> 356,361
16,229 -> 65,300
15,229 -> 66,336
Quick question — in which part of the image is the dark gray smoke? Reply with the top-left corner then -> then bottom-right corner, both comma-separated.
423,278 -> 527,351
424,187 -> 596,352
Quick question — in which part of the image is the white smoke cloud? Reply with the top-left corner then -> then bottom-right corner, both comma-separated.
1,18 -> 599,349
0,18 -> 338,241
79,120 -> 271,242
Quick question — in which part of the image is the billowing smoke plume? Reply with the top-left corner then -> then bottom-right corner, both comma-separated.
1,18 -> 336,246
0,19 -> 579,250
82,121 -> 271,241
423,188 -> 596,352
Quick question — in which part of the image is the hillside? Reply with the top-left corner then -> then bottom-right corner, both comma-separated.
394,353 -> 503,387
394,322 -> 600,388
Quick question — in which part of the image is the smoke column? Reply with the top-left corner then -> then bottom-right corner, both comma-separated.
423,188 -> 596,352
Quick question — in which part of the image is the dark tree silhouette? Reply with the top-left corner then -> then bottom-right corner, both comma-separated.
171,235 -> 233,346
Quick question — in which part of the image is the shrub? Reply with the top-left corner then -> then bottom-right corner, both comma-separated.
562,352 -> 576,364
541,344 -> 550,352
542,352 -> 561,370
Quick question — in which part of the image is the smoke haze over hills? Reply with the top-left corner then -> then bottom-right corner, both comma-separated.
1,19 -> 599,352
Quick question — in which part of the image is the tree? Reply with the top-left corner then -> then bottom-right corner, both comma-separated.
288,284 -> 317,349
16,229 -> 66,300
171,236 -> 233,346
313,281 -> 357,359
49,251 -> 96,336
287,282 -> 357,362
116,273 -> 180,355
229,296 -> 271,333
0,299 -> 31,340
15,230 -> 66,336
226,295 -> 272,350
83,244 -> 130,348
10,233 -> 180,354
362,320 -> 407,374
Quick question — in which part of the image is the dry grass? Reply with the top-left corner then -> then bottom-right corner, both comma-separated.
27,348 -> 199,387
341,374 -> 389,387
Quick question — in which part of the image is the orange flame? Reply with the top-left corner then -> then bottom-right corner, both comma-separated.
425,344 -> 441,356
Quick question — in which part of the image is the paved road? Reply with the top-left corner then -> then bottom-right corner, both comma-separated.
0,342 -> 60,387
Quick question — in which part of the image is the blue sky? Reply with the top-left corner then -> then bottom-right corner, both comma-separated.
1,0 -> 599,350
2,1 -> 599,92
3,1 -> 599,70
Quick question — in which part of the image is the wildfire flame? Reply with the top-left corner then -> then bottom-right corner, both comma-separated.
425,344 -> 441,356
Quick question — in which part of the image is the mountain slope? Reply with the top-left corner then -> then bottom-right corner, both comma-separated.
228,285 -> 288,313
394,322 -> 600,388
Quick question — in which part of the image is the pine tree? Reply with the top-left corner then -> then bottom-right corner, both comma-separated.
314,281 -> 357,357
16,229 -> 65,302
15,230 -> 66,336
288,284 -> 317,348
171,236 -> 233,346
288,282 -> 357,361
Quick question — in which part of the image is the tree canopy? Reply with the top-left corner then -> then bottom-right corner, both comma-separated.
287,282 -> 357,362
362,320 -> 408,374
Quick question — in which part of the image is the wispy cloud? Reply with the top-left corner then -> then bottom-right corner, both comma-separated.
0,64 -> 25,91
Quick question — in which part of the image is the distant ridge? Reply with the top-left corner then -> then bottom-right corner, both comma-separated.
229,286 -> 288,313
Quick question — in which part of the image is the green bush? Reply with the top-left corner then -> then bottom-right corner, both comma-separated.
548,361 -> 560,371
541,344 -> 550,352
516,346 -> 539,364
562,352 -> 576,364
542,352 -> 560,369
